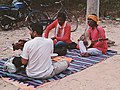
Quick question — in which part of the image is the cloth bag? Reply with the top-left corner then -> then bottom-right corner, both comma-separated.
3,57 -> 17,73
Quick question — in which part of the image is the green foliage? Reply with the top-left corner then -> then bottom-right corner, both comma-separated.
0,0 -> 11,5
0,0 -> 119,18
100,0 -> 120,17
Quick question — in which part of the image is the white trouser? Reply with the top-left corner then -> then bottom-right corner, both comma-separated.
42,60 -> 69,79
78,41 -> 102,55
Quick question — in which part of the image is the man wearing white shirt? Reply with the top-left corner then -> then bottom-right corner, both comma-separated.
21,23 -> 69,79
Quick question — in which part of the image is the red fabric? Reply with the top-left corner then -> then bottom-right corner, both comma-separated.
76,44 -> 79,49
44,19 -> 72,43
57,26 -> 62,37
88,26 -> 108,54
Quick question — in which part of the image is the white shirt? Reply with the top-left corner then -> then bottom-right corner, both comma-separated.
21,37 -> 54,78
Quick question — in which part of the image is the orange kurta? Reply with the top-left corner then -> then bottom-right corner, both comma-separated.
88,26 -> 108,54
44,19 -> 72,44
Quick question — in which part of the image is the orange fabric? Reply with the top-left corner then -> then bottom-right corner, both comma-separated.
57,27 -> 63,37
88,26 -> 108,54
53,39 -> 57,44
88,15 -> 98,23
44,19 -> 72,43
56,21 -> 65,37
52,56 -> 73,63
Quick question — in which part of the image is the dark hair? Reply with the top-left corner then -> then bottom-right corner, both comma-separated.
57,12 -> 66,21
30,23 -> 43,35
91,13 -> 97,16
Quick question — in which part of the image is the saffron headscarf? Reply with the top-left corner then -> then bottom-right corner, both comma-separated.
87,15 -> 99,23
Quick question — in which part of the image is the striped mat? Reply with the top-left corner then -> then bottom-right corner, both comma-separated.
0,49 -> 117,89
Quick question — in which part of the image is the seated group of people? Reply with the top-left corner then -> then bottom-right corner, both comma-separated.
13,13 -> 108,79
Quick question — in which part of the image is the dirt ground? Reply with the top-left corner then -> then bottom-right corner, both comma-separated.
0,20 -> 120,90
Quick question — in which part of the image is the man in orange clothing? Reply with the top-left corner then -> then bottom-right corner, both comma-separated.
44,12 -> 77,50
78,14 -> 108,57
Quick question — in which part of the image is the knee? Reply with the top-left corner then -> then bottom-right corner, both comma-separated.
61,60 -> 69,68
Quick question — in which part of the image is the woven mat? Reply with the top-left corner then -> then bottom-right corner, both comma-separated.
0,49 -> 117,90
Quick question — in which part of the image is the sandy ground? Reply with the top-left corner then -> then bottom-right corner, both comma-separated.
0,20 -> 120,90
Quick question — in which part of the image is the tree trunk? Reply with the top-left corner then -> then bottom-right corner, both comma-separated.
86,0 -> 99,18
